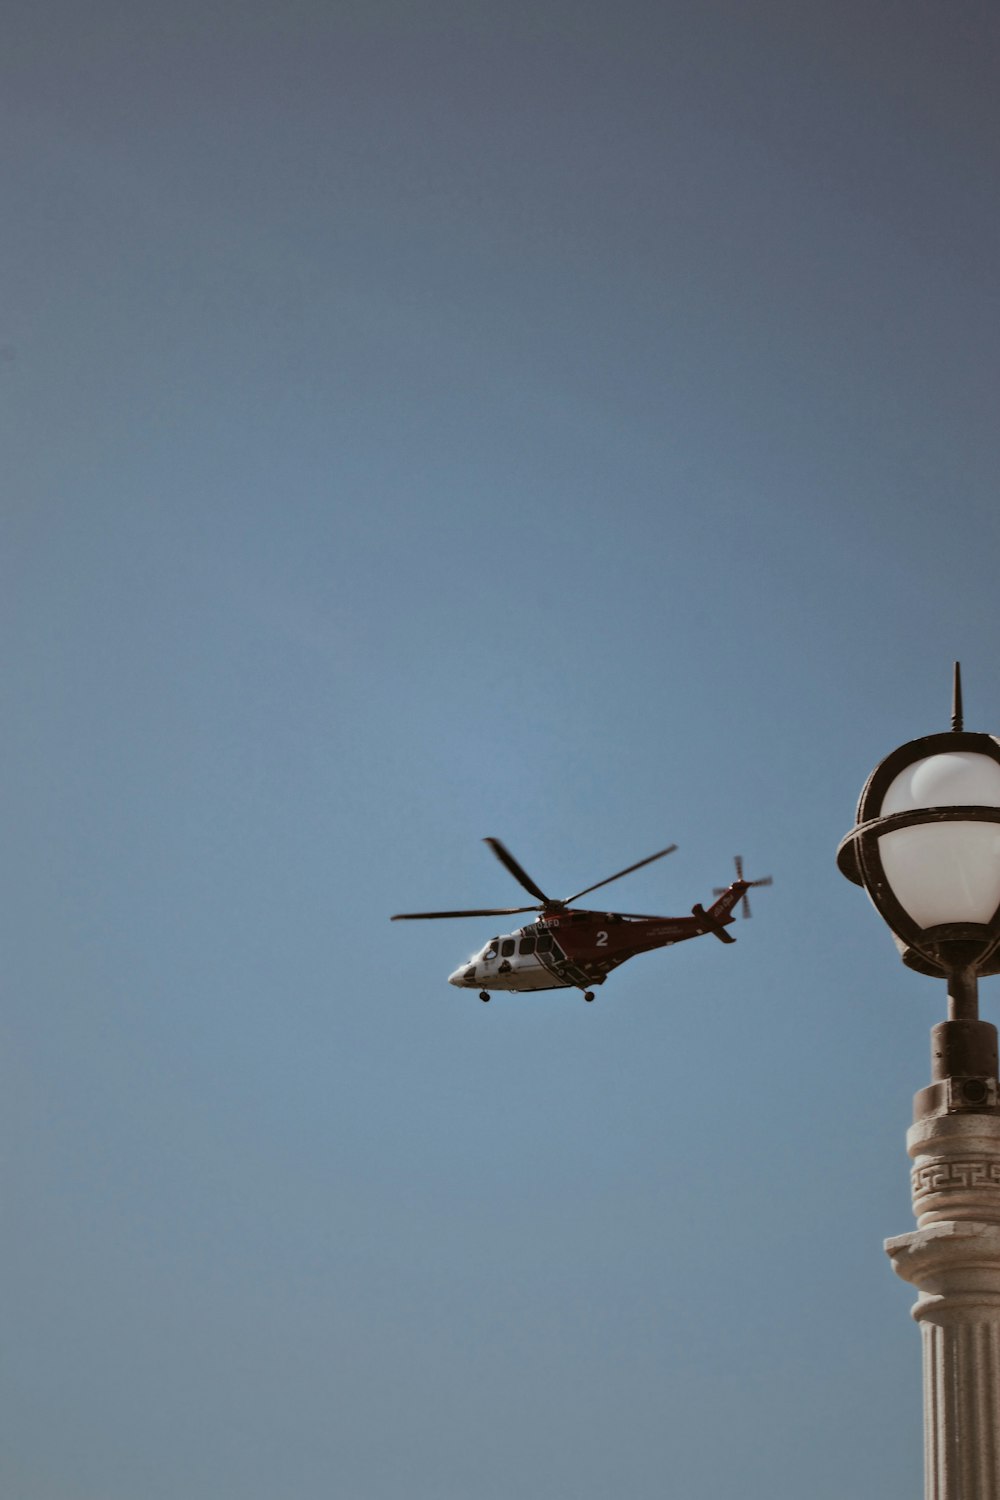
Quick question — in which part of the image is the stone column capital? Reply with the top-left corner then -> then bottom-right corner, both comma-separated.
887,1222 -> 1000,1323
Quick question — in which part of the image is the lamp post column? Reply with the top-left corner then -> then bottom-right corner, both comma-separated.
836,668 -> 1000,1495
886,1033 -> 1000,1499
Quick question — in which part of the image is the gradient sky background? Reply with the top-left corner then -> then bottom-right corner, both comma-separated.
3,2 -> 1000,1496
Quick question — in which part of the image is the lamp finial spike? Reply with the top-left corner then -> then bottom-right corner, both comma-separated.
952,661 -> 964,732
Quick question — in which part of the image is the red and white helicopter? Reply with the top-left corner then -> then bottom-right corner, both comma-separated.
392,839 -> 772,1001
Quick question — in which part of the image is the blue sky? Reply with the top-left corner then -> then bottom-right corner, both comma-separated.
3,2 -> 1000,1495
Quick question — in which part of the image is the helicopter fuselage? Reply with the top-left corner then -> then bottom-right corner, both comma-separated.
448,884 -> 748,997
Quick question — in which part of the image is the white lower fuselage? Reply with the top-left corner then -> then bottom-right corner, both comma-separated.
448,928 -> 576,993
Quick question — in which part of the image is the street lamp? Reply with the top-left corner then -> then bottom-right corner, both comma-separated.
838,665 -> 1000,1499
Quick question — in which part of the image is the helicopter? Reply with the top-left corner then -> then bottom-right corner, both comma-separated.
391,839 -> 772,1001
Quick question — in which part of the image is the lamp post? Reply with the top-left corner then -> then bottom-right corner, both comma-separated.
838,665 -> 1000,1499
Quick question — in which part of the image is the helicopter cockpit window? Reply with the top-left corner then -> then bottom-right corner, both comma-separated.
518,936 -> 536,955
484,940 -> 499,960
500,939 -> 516,957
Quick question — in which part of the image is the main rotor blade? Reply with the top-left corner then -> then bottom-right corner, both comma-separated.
606,910 -> 674,920
483,838 -> 553,905
391,906 -> 541,921
565,844 -> 678,904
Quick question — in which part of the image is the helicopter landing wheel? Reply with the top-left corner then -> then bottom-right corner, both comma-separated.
584,991 -> 595,1002
480,991 -> 491,1003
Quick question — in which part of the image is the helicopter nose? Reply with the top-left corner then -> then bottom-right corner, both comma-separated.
448,967 -> 464,986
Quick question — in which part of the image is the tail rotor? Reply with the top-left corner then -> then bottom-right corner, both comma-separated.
714,855 -> 773,918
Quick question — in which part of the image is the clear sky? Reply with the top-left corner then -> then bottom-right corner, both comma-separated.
3,2 -> 1000,1496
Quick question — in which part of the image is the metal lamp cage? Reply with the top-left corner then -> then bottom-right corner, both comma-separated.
837,730 -> 1000,980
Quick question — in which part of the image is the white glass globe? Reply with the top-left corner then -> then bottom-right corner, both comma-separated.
878,752 -> 1000,928
881,752 -> 1000,816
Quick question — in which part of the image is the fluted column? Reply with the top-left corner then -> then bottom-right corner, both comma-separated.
887,1113 -> 1000,1499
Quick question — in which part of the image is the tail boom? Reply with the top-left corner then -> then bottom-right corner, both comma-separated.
691,900 -> 737,944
